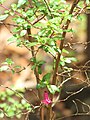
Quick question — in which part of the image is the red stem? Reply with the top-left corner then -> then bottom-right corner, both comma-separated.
0,4 -> 21,16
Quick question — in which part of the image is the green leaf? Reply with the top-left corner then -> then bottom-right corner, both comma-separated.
47,46 -> 56,56
37,61 -> 45,74
31,64 -> 36,70
0,66 -> 9,71
5,58 -> 14,65
8,36 -> 16,42
36,83 -> 46,89
21,99 -> 26,105
38,67 -> 42,74
42,73 -> 51,82
11,4 -> 17,11
69,57 -> 77,62
17,0 -> 27,7
36,84 -> 41,89
64,58 -> 71,63
20,30 -> 27,37
28,42 -> 38,47
6,89 -> 14,96
47,85 -> 60,94
64,57 -> 77,64
30,57 -> 36,63
62,49 -> 69,54
11,69 -> 15,74
0,14 -> 8,21
38,61 -> 45,66
14,65 -> 21,69
60,61 -> 65,66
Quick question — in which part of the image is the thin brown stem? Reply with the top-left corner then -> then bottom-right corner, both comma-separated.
48,1 -> 80,119
27,28 -> 44,120
52,0 -> 80,86
43,0 -> 53,18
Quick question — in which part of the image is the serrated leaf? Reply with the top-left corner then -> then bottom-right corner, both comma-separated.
47,85 -> 60,94
17,0 -> 27,7
0,14 -> 8,21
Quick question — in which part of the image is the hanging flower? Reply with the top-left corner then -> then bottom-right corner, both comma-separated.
41,91 -> 51,105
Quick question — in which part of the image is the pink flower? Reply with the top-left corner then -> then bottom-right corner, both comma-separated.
41,91 -> 51,105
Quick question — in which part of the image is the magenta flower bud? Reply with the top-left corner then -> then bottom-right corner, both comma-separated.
41,91 -> 51,105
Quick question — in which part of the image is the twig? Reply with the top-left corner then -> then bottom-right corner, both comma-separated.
73,100 -> 79,114
32,15 -> 45,25
59,84 -> 90,102
0,22 -> 18,27
27,27 -> 44,120
75,99 -> 90,113
43,0 -> 53,18
56,113 -> 90,120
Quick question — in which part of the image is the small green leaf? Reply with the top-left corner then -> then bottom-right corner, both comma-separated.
5,58 -> 14,65
64,57 -> 77,64
42,73 -> 51,82
11,69 -> 15,74
38,67 -> 42,74
0,14 -> 8,21
20,30 -> 27,37
21,99 -> 26,105
7,36 -> 16,42
69,57 -> 77,62
6,89 -> 14,96
46,46 -> 56,56
0,66 -> 9,71
38,61 -> 45,66
31,64 -> 36,70
60,61 -> 65,66
14,65 -> 21,69
28,42 -> 38,47
64,58 -> 71,63
36,83 -> 46,89
17,0 -> 27,7
11,4 -> 17,11
47,85 -> 60,94
62,49 -> 69,54
30,57 -> 36,63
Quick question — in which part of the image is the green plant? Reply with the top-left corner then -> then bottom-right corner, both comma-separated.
0,0 -> 90,120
